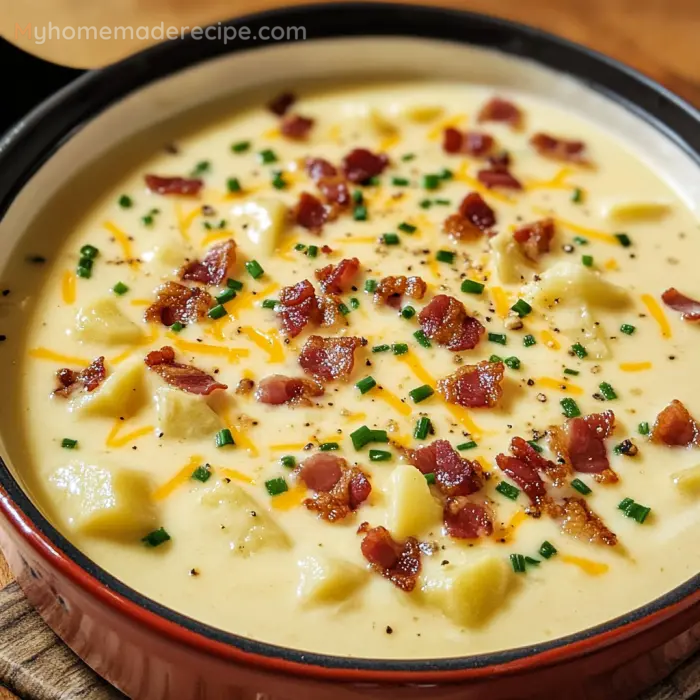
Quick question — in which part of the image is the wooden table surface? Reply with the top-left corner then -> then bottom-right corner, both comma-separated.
0,0 -> 698,697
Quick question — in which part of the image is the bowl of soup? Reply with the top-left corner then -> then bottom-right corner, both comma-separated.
0,4 -> 698,699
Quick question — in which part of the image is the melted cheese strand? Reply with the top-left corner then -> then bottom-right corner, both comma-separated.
539,330 -> 561,350
167,336 -> 249,363
103,221 -> 138,266
201,230 -> 233,248
535,377 -> 584,395
221,409 -> 259,458
619,361 -> 653,372
240,327 -> 284,363
444,405 -> 484,440
218,467 -> 255,485
153,454 -> 203,501
174,201 -> 199,240
28,348 -> 90,366
270,442 -> 307,451
641,293 -> 672,339
61,271 -> 76,304
490,286 -> 510,319
525,168 -> 573,192
493,510 -> 528,543
427,113 -> 466,140
370,385 -> 412,417
542,213 -> 619,245
560,554 -> 609,576
105,420 -> 154,449
269,484 -> 307,511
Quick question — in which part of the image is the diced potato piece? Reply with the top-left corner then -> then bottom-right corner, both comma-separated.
50,461 -> 157,539
369,108 -> 398,136
75,298 -> 144,345
604,199 -> 670,223
72,358 -> 147,417
523,261 -> 629,308
387,464 -> 442,539
297,555 -> 368,606
201,480 -> 291,556
558,305 -> 610,360
490,229 -> 529,284
403,105 -> 444,123
141,231 -> 191,273
422,556 -> 512,627
154,386 -> 222,440
232,198 -> 287,256
672,464 -> 700,496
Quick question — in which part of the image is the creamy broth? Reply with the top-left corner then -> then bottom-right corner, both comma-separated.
3,81 -> 700,659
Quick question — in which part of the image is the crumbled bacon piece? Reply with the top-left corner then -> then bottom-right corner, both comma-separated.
443,192 -> 496,240
443,128 -> 495,157
255,374 -> 324,406
277,280 -> 321,338
408,440 -> 484,497
145,282 -> 213,326
477,167 -> 523,190
443,498 -> 494,539
510,435 -> 568,487
513,218 -> 555,261
317,294 -> 348,329
418,295 -> 485,351
651,399 -> 700,447
294,192 -> 328,231
297,452 -> 344,491
305,157 -> 337,181
496,454 -> 547,505
360,526 -> 421,592
299,335 -> 364,382
488,151 -> 511,168
317,176 -> 350,207
268,91 -> 295,116
144,175 -> 203,196
342,148 -> 388,183
373,275 -> 427,308
235,378 -> 255,395
53,356 -> 106,398
477,97 -> 523,129
551,497 -> 617,546
315,258 -> 361,294
437,361 -> 505,409
661,288 -> 700,322
180,239 -> 236,285
280,114 -> 314,140
530,133 -> 589,164
144,346 -> 227,395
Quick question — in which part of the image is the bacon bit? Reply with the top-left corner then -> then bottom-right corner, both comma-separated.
373,275 -> 427,308
317,176 -> 351,208
315,257 -> 361,294
255,374 -> 324,406
443,498 -> 494,539
299,335 -> 365,382
408,439 -> 484,497
235,378 -> 255,395
477,97 -> 523,129
317,294 -> 347,329
277,280 -> 321,338
360,526 -> 421,592
488,151 -> 511,168
180,239 -> 236,285
268,91 -> 296,116
53,356 -> 106,398
443,192 -> 496,240
294,192 -> 329,232
342,148 -> 389,183
418,295 -> 485,351
477,167 -> 523,190
661,288 -> 700,322
552,497 -> 617,546
437,360 -> 505,408
144,175 -> 203,196
513,218 -> 555,261
145,282 -> 214,326
144,346 -> 227,395
297,452 -> 344,491
280,114 -> 314,140
510,435 -> 568,487
496,454 -> 547,505
651,399 -> 700,447
305,157 -> 338,181
530,133 -> 589,165
442,128 -> 495,157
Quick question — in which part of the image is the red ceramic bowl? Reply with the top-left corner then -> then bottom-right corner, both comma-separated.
0,5 -> 699,699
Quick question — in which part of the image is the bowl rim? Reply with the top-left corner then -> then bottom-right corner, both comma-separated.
0,1 -> 699,682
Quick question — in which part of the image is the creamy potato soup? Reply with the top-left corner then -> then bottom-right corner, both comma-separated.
3,81 -> 700,659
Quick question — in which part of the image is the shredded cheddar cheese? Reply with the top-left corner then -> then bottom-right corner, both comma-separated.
534,377 -> 584,395
454,161 -> 513,204
153,454 -> 203,501
619,361 -> 653,372
493,510 -> 528,543
270,443 -> 307,451
28,348 -> 90,366
269,484 -> 307,511
539,330 -> 561,350
240,327 -> 285,363
167,336 -> 249,363
525,168 -> 573,192
641,293 -> 672,339
541,212 -> 619,245
201,230 -> 234,248
105,419 -> 154,449
61,271 -> 76,304
218,467 -> 255,485
370,385 -> 412,417
174,201 -> 201,241
103,221 -> 138,266
427,113 -> 467,140
490,286 -> 510,319
560,554 -> 609,576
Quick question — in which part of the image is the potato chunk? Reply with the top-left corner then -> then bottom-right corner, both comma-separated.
154,386 -> 222,440
75,298 -> 143,345
422,556 -> 512,627
141,231 -> 192,273
232,198 -> 287,256
558,305 -> 610,360
201,480 -> 291,556
672,464 -> 700,496
50,461 -> 157,540
387,464 -> 442,539
72,358 -> 147,417
297,554 -> 368,606
490,228 -> 529,284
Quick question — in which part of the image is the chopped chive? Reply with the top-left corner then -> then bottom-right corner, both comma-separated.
392,343 -> 409,355
414,417 -> 432,440
620,323 -> 636,335
112,281 -> 129,296
319,442 -> 339,452
364,176 -> 380,186
563,368 -> 579,376
80,244 -> 99,259
245,260 -> 264,279
78,257 -> 93,272
409,384 -> 434,404
170,322 -> 184,333
392,176 -> 410,186
369,429 -> 389,443
349,297 -> 360,310
261,298 -> 278,309
438,167 -> 453,180
381,233 -> 400,245
582,254 -> 594,267
216,288 -> 237,305
527,440 -> 543,453
422,173 -> 441,190
571,342 -> 588,359
208,304 -> 227,320
338,302 -> 351,316
118,194 -> 133,208
401,305 -> 416,319
488,332 -> 507,345
258,149 -> 277,164
461,279 -> 485,295
227,279 -> 244,291
142,527 -> 171,548
638,421 -> 650,436
560,398 -> 581,418
306,245 -> 319,258
573,236 -> 589,245
231,140 -> 251,153
271,171 -> 286,190
571,187 -> 584,203
539,541 -> 557,559
369,449 -> 392,462
191,160 -> 210,176
355,376 -> 377,394
504,356 -> 521,370
524,556 -> 541,566
353,204 -> 368,221
489,354 -> 503,363
365,279 -> 378,293
523,334 -> 537,347
457,440 -> 478,451
265,477 -> 288,496
599,382 -> 618,400
401,153 -> 416,162
419,199 -> 432,209
350,426 -> 372,450
436,250 -> 455,264
61,438 -> 78,449
413,329 -> 432,348
618,498 -> 651,523
226,177 -> 242,193
618,497 -> 634,511
280,455 -> 296,468
141,214 -> 155,226
76,265 -> 92,279
192,464 -> 212,483
433,198 -> 451,206
398,222 -> 416,234
510,299 -> 532,318
294,243 -> 307,252
424,472 -> 436,484
496,481 -> 520,500
571,478 -> 591,495
352,189 -> 364,204
372,344 -> 390,353
510,553 -> 526,573
615,232 -> 632,247
215,428 -> 235,448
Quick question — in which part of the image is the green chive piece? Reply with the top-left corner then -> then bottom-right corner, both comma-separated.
582,254 -> 594,267
527,440 -> 543,453
352,190 -> 364,204
414,417 -> 432,440
265,477 -> 288,496
245,260 -> 264,279
118,194 -> 133,208
364,176 -> 380,186
489,354 -> 503,363
353,205 -> 368,221
78,257 -> 94,271
524,556 -> 541,566
571,188 -> 584,203
215,428 -> 235,448
615,232 -> 632,247
294,243 -> 306,252
356,376 -> 377,394
349,297 -> 360,310
365,279 -> 378,293
496,481 -> 520,500
599,382 -> 618,400
401,305 -> 416,319
258,149 -> 277,164
306,245 -> 319,258
433,198 -> 451,205
573,236 -> 589,245
338,302 -> 351,316
539,541 -> 557,559
457,440 -> 478,451
191,160 -> 210,176
436,250 -> 455,264
618,498 -> 651,523
142,527 -> 171,547
571,342 -> 588,359
409,384 -> 434,404
372,344 -> 390,353
392,343 -> 409,355
231,140 -> 251,153
61,438 -> 78,449
618,497 -> 634,511
112,282 -> 129,296
638,421 -> 650,436
76,265 -> 92,279
280,455 -> 296,469
424,472 -> 436,484
216,288 -> 237,305
398,222 -> 416,234
226,177 -> 242,193
401,153 -> 416,162
261,298 -> 278,310
422,173 -> 441,190
488,332 -> 507,345
350,426 -> 372,450
620,323 -> 636,335
369,449 -> 392,462
319,442 -> 339,452
563,368 -> 579,376
392,177 -> 409,186
504,356 -> 521,370
227,278 -> 244,291
419,199 -> 432,209
271,171 -> 286,190
413,329 -> 432,348
560,398 -> 581,418
571,478 -> 591,495
170,322 -> 184,333
523,334 -> 537,347
461,279 -> 485,295
382,233 -> 400,245
192,464 -> 212,483
510,553 -> 526,573
438,167 -> 453,181
511,299 -> 532,317
208,304 -> 227,320
369,429 -> 389,443
80,244 -> 99,259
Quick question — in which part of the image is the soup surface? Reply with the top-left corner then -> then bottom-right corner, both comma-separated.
3,81 -> 700,659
